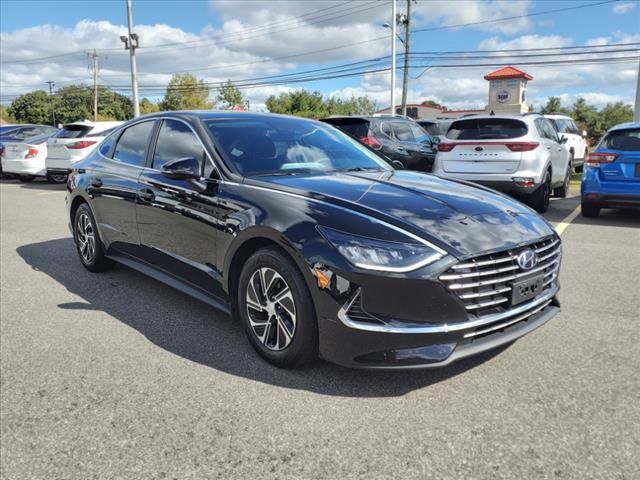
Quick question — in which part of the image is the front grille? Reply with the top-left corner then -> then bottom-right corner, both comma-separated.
345,291 -> 385,326
439,237 -> 561,334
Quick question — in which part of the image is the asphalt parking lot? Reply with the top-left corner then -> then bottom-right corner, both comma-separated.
1,178 -> 638,479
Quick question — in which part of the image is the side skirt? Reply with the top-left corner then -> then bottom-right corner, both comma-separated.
107,253 -> 231,315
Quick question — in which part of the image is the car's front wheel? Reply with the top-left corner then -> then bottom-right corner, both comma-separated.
73,203 -> 114,272
238,247 -> 318,368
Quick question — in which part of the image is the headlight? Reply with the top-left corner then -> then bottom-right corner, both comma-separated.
318,226 -> 447,272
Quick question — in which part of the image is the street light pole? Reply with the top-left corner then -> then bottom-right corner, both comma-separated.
634,59 -> 640,122
400,0 -> 411,117
121,0 -> 140,118
45,81 -> 56,127
390,0 -> 397,117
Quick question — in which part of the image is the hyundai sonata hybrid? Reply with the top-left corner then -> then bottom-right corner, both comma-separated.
66,112 -> 562,369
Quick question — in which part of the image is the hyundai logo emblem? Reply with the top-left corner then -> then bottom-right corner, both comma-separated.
516,249 -> 538,270
474,146 -> 483,151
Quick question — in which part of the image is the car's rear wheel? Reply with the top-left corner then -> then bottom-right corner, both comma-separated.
528,171 -> 551,213
73,203 -> 114,272
581,201 -> 600,218
553,163 -> 571,198
46,173 -> 68,184
238,247 -> 318,368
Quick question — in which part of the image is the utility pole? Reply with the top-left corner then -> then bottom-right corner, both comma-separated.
45,81 -> 56,127
400,0 -> 412,117
87,50 -> 101,121
121,0 -> 140,117
634,59 -> 640,122
390,0 -> 397,116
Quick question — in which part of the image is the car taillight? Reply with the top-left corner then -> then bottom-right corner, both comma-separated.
586,152 -> 618,166
437,143 -> 456,152
505,142 -> 539,152
65,140 -> 97,150
25,147 -> 39,159
360,136 -> 383,150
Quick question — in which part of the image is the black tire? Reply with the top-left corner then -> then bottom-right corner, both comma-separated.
581,201 -> 600,218
528,171 -> 551,213
553,162 -> 571,198
237,247 -> 318,368
46,173 -> 68,184
18,175 -> 35,182
73,203 -> 114,272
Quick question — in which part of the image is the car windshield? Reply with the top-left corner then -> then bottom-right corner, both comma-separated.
447,118 -> 528,140
205,116 -> 391,176
600,128 -> 640,151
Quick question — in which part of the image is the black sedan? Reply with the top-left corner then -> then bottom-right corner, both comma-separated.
66,111 -> 561,369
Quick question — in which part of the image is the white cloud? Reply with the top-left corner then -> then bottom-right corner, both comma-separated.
612,2 -> 636,14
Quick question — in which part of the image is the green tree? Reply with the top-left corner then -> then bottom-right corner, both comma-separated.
217,80 -> 244,108
421,99 -> 446,111
140,97 -> 160,115
540,96 -> 570,115
50,85 -> 132,123
265,89 -> 376,118
0,105 -> 18,124
160,73 -> 212,110
7,90 -> 52,124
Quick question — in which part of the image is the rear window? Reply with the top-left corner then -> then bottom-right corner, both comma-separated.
322,119 -> 369,139
55,125 -> 93,139
447,118 -> 528,140
421,121 -> 451,136
600,128 -> 640,151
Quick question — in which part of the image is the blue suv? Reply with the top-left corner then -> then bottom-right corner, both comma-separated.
581,122 -> 640,217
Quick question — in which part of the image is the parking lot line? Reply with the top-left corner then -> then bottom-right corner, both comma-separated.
555,204 -> 581,236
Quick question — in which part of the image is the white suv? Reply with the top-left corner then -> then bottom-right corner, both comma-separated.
545,114 -> 588,172
433,114 -> 571,213
45,121 -> 122,183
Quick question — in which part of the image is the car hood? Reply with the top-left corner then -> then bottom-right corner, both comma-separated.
250,170 -> 555,258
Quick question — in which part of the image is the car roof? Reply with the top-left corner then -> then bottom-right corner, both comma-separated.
544,114 -> 574,120
608,122 -> 640,132
450,114 -> 539,122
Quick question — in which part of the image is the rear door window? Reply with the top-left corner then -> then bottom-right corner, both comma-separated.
152,120 -> 206,171
447,118 -> 528,140
409,123 -> 432,144
113,121 -> 156,166
55,125 -> 93,139
392,122 -> 415,142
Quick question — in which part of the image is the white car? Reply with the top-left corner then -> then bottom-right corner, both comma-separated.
1,130 -> 63,183
433,114 -> 571,213
545,114 -> 589,172
45,121 -> 123,182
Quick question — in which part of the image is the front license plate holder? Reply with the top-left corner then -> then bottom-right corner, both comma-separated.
511,274 -> 544,306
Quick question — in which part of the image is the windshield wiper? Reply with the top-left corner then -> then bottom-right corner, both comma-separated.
337,166 -> 385,173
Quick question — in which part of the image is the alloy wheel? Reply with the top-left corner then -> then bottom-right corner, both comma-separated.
49,174 -> 67,183
245,267 -> 296,351
76,212 -> 96,264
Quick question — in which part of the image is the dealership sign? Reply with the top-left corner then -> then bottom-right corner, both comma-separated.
497,90 -> 510,103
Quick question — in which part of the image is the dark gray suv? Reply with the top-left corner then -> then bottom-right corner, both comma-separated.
321,115 -> 437,172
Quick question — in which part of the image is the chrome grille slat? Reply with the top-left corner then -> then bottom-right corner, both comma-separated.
440,237 -> 561,320
465,296 -> 509,310
463,300 -> 552,338
459,286 -> 512,299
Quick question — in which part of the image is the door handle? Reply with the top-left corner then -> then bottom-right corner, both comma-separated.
90,177 -> 102,188
138,188 -> 155,202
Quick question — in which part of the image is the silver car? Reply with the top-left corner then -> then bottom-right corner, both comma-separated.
433,114 -> 571,213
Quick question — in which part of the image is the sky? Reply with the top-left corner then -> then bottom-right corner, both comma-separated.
0,0 -> 639,112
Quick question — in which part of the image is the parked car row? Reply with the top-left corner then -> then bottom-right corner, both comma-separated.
0,121 -> 123,183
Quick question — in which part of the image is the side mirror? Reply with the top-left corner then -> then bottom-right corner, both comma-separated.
582,130 -> 588,138
160,157 -> 201,180
559,136 -> 568,144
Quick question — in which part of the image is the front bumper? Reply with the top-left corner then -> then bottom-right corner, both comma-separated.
313,237 -> 561,369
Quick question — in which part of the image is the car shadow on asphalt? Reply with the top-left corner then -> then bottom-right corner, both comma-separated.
0,178 -> 66,190
17,238 -> 510,398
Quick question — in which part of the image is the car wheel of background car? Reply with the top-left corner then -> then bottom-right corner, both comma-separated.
529,170 -> 551,213
46,173 -> 68,184
73,203 -> 114,272
580,201 -> 600,218
392,159 -> 406,169
18,175 -> 35,182
553,163 -> 571,198
238,247 -> 318,368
